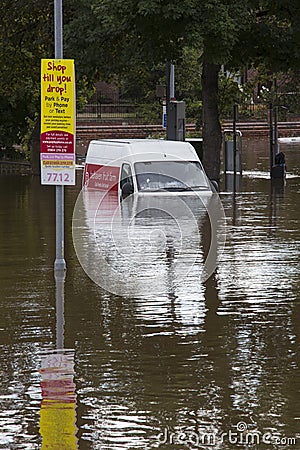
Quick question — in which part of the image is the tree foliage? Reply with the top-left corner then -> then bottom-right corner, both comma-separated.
1,0 -> 300,176
0,0 -> 53,152
231,0 -> 300,72
65,0 -> 300,179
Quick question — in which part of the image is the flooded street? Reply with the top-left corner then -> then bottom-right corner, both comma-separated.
0,139 -> 299,449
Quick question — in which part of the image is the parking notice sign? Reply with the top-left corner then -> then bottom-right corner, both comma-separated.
40,59 -> 76,185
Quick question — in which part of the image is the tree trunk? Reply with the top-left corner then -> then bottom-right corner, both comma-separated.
201,57 -> 222,182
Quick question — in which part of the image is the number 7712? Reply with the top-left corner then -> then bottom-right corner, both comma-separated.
47,172 -> 70,182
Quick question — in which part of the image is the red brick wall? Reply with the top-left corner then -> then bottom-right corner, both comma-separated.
76,121 -> 300,156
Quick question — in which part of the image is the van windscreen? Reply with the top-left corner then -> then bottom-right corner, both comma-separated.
134,161 -> 209,192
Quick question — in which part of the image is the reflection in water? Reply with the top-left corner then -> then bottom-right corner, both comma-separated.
39,271 -> 78,449
269,178 -> 285,231
217,162 -> 300,441
39,349 -> 77,449
224,172 -> 242,193
72,188 -> 224,298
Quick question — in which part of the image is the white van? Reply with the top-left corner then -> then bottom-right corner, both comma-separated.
83,139 -> 213,198
74,140 -> 221,294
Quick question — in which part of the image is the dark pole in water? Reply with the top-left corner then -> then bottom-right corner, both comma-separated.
269,104 -> 274,177
233,104 -> 238,193
274,106 -> 279,155
233,104 -> 238,176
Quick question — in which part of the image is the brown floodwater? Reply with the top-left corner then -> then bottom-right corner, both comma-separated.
0,139 -> 299,449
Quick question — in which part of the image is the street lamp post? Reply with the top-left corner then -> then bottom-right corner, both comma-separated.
54,0 -> 66,272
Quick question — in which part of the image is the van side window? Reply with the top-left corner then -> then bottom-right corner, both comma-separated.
120,163 -> 134,192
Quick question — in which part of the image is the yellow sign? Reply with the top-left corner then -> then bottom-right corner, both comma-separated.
40,59 -> 76,185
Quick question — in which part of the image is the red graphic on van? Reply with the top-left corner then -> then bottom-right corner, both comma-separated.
84,164 -> 120,192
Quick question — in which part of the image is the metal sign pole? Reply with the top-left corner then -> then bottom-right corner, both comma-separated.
54,0 -> 66,272
166,62 -> 171,140
170,64 -> 175,100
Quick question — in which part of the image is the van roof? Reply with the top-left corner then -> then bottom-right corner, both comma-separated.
88,139 -> 198,161
91,139 -> 177,144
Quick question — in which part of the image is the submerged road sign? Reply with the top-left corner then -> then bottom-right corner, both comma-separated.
40,59 -> 76,185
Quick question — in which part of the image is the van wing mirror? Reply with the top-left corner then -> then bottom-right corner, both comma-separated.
121,181 -> 134,197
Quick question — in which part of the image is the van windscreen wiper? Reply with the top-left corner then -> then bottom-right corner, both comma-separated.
159,186 -> 191,192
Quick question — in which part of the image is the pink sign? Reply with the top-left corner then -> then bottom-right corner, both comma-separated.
40,131 -> 74,154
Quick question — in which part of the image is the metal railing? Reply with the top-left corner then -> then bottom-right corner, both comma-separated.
0,160 -> 32,175
77,102 -> 138,119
